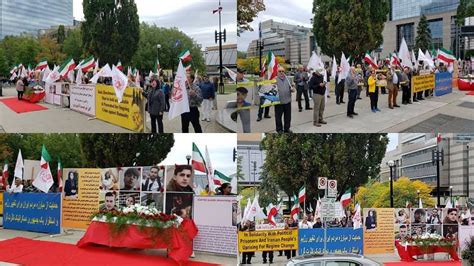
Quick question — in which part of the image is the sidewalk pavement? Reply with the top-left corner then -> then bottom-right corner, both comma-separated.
218,88 -> 474,133
0,87 -> 233,133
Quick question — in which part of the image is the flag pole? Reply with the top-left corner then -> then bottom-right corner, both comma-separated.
303,183 -> 306,218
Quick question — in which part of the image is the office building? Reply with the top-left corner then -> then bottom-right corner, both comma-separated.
246,19 -> 316,66
0,0 -> 73,39
204,43 -> 237,75
381,0 -> 467,58
380,133 -> 474,203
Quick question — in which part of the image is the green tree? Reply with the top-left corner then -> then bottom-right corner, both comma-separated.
237,0 -> 266,36
0,46 -> 9,77
457,0 -> 474,25
131,23 -> 205,73
1,36 -> 40,69
57,25 -> 66,44
35,36 -> 66,66
237,51 -> 247,59
62,28 -> 83,61
261,134 -> 388,203
415,15 -> 432,52
312,0 -> 389,58
355,177 -> 435,208
82,0 -> 140,65
79,134 -> 174,168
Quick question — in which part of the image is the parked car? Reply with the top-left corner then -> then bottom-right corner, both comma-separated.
287,254 -> 381,266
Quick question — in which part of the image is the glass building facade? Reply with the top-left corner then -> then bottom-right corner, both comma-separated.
391,0 -> 460,21
396,23 -> 415,51
428,19 -> 444,49
0,0 -> 73,39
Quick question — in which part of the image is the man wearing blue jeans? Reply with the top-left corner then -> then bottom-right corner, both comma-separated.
345,67 -> 359,118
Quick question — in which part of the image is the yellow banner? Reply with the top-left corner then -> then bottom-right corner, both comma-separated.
412,74 -> 435,93
363,208 -> 395,254
0,192 -> 3,215
62,169 -> 101,229
238,229 -> 298,252
95,84 -> 145,132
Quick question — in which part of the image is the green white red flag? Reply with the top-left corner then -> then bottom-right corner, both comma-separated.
33,145 -> 54,193
290,194 -> 299,221
36,59 -> 48,71
179,49 -> 192,63
59,58 -> 76,78
341,188 -> 352,208
364,52 -> 378,69
298,186 -> 305,204
267,51 -> 278,80
192,143 -> 207,173
2,160 -> 8,188
437,48 -> 456,64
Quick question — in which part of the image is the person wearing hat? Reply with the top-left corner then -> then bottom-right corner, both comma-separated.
308,68 -> 327,127
232,86 -> 251,133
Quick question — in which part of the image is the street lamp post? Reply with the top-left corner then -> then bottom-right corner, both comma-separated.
417,189 -> 420,207
251,161 -> 257,198
387,160 -> 395,208
214,0 -> 226,94
186,155 -> 191,165
450,185 -> 453,204
432,138 -> 444,207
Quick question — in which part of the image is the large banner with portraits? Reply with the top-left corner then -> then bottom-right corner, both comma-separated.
363,208 -> 394,254
95,84 -> 145,133
4,193 -> 61,234
192,196 -> 238,255
61,166 -> 168,229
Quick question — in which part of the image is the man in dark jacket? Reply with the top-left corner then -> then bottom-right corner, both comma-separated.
345,67 -> 359,118
199,75 -> 215,122
143,78 -> 166,133
308,69 -> 327,127
294,66 -> 311,112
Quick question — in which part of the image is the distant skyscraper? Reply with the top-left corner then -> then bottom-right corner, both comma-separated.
0,0 -> 73,39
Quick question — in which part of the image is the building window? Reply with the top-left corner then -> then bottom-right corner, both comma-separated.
397,23 -> 415,51
428,19 -> 443,50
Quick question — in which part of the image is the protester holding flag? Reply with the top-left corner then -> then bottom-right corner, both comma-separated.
181,74 -> 203,133
309,69 -> 327,127
239,220 -> 255,264
6,177 -> 23,193
142,78 -> 165,133
284,217 -> 298,259
368,70 -> 380,113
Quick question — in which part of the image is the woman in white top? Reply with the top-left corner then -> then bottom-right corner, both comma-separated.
7,177 -> 23,193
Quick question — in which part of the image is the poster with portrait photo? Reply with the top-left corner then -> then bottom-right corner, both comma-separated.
60,83 -> 70,96
394,224 -> 410,241
63,169 -> 79,199
411,224 -> 426,237
119,192 -> 140,208
165,192 -> 194,219
459,207 -> 474,226
363,208 -> 378,231
394,208 -> 410,224
411,208 -> 427,224
426,224 -> 442,235
140,192 -> 164,212
426,208 -> 442,224
442,208 -> 460,225
99,191 -> 118,212
164,164 -> 195,193
100,168 -> 119,191
119,167 -> 142,191
141,166 -> 165,193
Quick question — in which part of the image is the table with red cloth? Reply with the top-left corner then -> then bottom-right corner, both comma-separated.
24,91 -> 45,103
77,219 -> 198,263
395,240 -> 459,262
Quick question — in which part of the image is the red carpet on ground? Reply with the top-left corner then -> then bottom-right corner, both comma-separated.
467,91 -> 474,96
0,97 -> 48,113
385,261 -> 461,266
0,237 -> 220,266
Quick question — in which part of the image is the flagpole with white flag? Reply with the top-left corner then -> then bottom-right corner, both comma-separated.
14,149 -> 24,180
168,60 -> 190,120
33,145 -> 54,193
204,145 -> 216,192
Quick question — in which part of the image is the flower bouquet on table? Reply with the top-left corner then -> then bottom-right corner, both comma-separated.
24,85 -> 45,103
404,233 -> 456,252
91,204 -> 182,236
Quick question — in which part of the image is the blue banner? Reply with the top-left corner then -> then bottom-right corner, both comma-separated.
4,193 -> 61,234
434,72 -> 452,97
299,228 -> 363,255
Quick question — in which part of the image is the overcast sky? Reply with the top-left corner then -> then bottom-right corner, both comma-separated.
238,0 -> 313,51
161,134 -> 237,176
73,0 -> 236,48
387,133 -> 398,151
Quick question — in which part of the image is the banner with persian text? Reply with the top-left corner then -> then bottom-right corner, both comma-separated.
70,84 -> 96,116
363,208 -> 395,254
299,228 -> 363,255
4,193 -> 61,234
